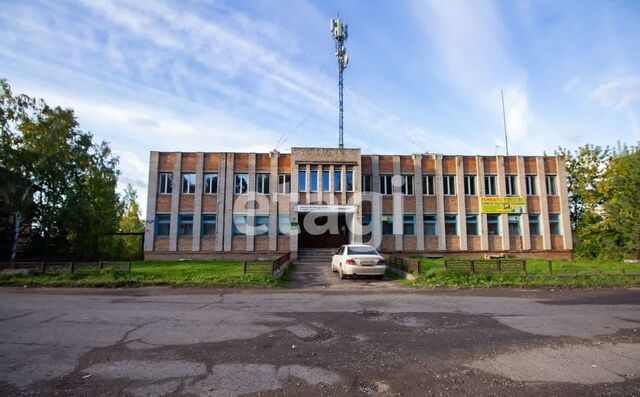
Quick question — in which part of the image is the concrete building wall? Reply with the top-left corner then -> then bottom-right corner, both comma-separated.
145,149 -> 573,260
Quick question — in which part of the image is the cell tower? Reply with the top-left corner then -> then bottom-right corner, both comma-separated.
331,16 -> 349,148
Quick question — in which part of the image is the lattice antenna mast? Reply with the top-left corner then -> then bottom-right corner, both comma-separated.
331,17 -> 349,148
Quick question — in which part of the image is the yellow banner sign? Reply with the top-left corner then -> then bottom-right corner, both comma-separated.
480,197 -> 527,214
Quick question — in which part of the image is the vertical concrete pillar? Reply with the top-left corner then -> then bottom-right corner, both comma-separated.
536,156 -> 552,250
435,154 -> 446,251
341,164 -> 347,205
316,165 -> 323,204
247,153 -> 256,252
516,156 -> 531,250
556,156 -> 573,250
169,153 -> 182,252
216,154 -> 226,252
496,156 -> 510,251
305,164 -> 311,204
192,152 -> 204,252
456,156 -> 468,251
371,156 -> 382,249
223,153 -> 235,251
268,151 -> 279,253
392,155 -> 403,251
144,151 -> 159,252
414,154 -> 424,251
290,162 -> 299,254
353,160 -> 363,244
476,156 -> 488,251
329,165 -> 335,205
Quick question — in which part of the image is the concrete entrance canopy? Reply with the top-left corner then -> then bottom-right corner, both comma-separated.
295,205 -> 356,213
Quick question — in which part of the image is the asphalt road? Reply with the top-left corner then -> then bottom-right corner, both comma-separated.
0,287 -> 639,396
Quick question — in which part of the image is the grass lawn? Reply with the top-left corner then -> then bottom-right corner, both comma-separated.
406,258 -> 640,288
0,260 -> 293,288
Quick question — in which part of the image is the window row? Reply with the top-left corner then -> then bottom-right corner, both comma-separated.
158,173 -> 293,195
372,213 -> 562,236
360,174 -> 558,196
155,214 -> 292,236
298,168 -> 354,192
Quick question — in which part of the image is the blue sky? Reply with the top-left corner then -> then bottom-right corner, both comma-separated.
1,0 -> 639,214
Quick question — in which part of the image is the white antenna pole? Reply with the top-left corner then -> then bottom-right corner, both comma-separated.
501,89 -> 509,156
331,16 -> 349,148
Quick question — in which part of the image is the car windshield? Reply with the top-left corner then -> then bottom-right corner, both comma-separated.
348,246 -> 378,255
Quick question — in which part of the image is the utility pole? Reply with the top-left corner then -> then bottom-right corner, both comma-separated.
501,89 -> 509,156
331,17 -> 349,148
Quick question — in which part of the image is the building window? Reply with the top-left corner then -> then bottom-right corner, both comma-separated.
204,173 -> 218,194
508,214 -> 521,236
529,214 -> 540,236
403,214 -> 415,235
382,214 -> 393,235
202,214 -> 217,236
466,214 -> 478,235
485,175 -> 497,196
549,214 -> 562,235
443,175 -> 456,195
254,215 -> 269,236
155,214 -> 171,236
401,175 -> 413,195
505,175 -> 517,196
159,173 -> 173,194
278,215 -> 290,236
487,214 -> 500,235
445,214 -> 457,235
334,170 -> 342,191
235,173 -> 248,195
322,170 -> 330,192
256,173 -> 270,194
181,173 -> 196,194
526,175 -> 537,195
380,175 -> 393,195
178,214 -> 193,236
423,175 -> 435,195
423,214 -> 437,236
298,169 -> 306,192
362,175 -> 371,192
346,170 -> 354,192
362,214 -> 372,241
232,215 -> 247,235
308,170 -> 317,192
278,174 -> 291,194
546,175 -> 558,196
464,175 -> 476,195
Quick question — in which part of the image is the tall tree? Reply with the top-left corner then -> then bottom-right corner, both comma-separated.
603,147 -> 640,259
0,78 -> 122,259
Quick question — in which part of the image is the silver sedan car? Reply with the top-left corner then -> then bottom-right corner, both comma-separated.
331,244 -> 386,279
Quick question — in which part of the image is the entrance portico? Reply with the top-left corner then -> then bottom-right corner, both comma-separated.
295,204 -> 357,249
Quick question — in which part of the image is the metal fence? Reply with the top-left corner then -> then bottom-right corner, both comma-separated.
388,257 -> 421,274
243,252 -> 291,278
444,259 -> 526,274
0,261 -> 132,274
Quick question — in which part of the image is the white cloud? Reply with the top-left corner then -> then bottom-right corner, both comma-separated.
589,76 -> 640,111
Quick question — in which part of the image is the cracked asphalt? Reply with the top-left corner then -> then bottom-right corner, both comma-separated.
0,287 -> 639,396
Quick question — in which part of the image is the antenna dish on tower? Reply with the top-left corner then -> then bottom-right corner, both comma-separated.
330,17 -> 349,148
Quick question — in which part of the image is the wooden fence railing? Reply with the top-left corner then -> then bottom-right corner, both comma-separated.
243,252 -> 291,278
0,261 -> 132,274
388,257 -> 421,275
444,259 -> 526,274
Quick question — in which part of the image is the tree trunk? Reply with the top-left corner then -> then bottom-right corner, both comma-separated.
10,211 -> 21,261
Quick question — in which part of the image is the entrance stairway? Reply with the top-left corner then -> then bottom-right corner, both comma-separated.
296,248 -> 335,264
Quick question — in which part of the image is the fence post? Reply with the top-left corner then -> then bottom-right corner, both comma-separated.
621,267 -> 626,276
497,260 -> 501,272
470,260 -> 475,274
40,261 -> 45,274
99,261 -> 104,270
12,261 -> 17,270
548,260 -> 553,275
243,261 -> 247,276
70,262 -> 75,274
128,261 -> 132,272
